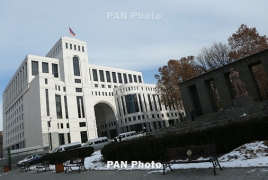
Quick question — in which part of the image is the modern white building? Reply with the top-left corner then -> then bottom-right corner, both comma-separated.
2,37 -> 179,152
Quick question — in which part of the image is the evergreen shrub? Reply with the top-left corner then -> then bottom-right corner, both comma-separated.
101,116 -> 268,161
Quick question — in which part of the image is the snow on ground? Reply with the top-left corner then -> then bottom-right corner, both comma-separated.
83,140 -> 268,171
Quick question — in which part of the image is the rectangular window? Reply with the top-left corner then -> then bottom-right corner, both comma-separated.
93,69 -> 98,81
128,74 -> 133,83
67,133 -> 71,143
45,79 -> 48,84
63,87 -> 66,92
58,133 -> 65,145
117,98 -> 121,116
106,71 -> 111,82
55,94 -> 62,119
82,46 -> 84,52
42,62 -> 49,73
67,123 -> 69,128
76,88 -> 82,92
73,57 -> 80,76
65,43 -> 68,49
78,46 -> 80,51
118,73 -> 122,83
121,97 -> 126,115
79,122 -> 86,127
133,75 -> 137,82
31,61 -> 38,75
99,70 -> 105,82
125,94 -> 140,114
138,76 -> 142,83
157,95 -> 162,111
45,89 -> 50,116
101,84 -> 105,88
95,84 -> 98,87
70,44 -> 72,50
108,85 -> 111,88
75,79 -> 81,83
138,94 -> 143,112
112,72 -> 117,83
148,94 -> 153,111
61,123 -> 63,129
123,74 -> 128,83
76,96 -> 85,118
153,95 -> 158,111
52,64 -> 58,78
64,96 -> 68,119
80,131 -> 88,143
74,45 -> 76,50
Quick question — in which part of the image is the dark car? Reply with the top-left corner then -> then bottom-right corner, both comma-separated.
17,155 -> 39,166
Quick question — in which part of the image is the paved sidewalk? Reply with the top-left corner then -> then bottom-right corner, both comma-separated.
2,167 -> 268,180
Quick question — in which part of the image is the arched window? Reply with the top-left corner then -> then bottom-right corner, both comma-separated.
73,57 -> 80,76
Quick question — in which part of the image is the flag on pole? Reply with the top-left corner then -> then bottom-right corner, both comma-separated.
69,27 -> 75,36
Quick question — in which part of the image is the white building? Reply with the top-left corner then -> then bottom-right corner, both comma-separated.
2,37 -> 179,152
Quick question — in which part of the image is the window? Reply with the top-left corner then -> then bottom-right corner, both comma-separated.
106,71 -> 111,82
76,88 -> 82,92
128,74 -> 133,83
95,84 -> 98,87
138,76 -> 142,83
42,62 -> 49,73
73,57 -> 80,76
75,79 -> 81,83
108,85 -> 111,88
74,45 -> 76,50
79,122 -> 86,127
61,123 -> 63,129
93,69 -> 98,81
31,61 -> 38,75
99,70 -> 105,82
118,73 -> 122,83
80,131 -> 88,143
70,44 -> 72,50
148,94 -> 153,111
123,74 -> 128,83
65,43 -> 68,49
78,46 -> 80,51
63,87 -> 66,92
66,123 -> 69,128
76,96 -> 85,118
55,95 -> 62,119
133,75 -> 137,82
101,84 -> 105,88
52,64 -> 58,78
64,96 -> 68,119
45,79 -> 48,84
67,133 -> 71,143
125,94 -> 140,114
82,46 -> 84,52
112,72 -> 117,83
58,133 -> 65,145
45,89 -> 50,116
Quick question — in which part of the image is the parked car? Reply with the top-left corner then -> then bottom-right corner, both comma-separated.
16,154 -> 39,166
137,131 -> 146,137
82,137 -> 109,150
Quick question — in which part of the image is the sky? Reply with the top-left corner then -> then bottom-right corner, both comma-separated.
1,0 -> 268,130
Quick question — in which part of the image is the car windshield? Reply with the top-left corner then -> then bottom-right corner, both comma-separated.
52,147 -> 59,153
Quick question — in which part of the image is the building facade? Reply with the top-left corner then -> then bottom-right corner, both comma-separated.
2,36 -> 179,153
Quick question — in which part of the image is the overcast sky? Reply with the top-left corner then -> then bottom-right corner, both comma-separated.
1,0 -> 268,130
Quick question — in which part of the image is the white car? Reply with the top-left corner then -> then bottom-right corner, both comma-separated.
137,131 -> 147,137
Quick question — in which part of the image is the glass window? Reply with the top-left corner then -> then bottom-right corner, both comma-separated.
73,57 -> 80,76
79,122 -> 86,127
78,46 -> 80,51
112,72 -> 117,83
93,69 -> 98,81
82,46 -> 84,52
125,94 -> 140,114
42,62 -> 49,73
31,61 -> 38,75
80,131 -> 88,143
133,75 -> 137,82
65,43 -> 68,49
52,64 -> 58,78
106,71 -> 111,82
70,44 -> 72,50
75,79 -> 81,83
45,89 -> 50,116
99,70 -> 105,82
74,45 -> 76,50
123,74 -> 128,83
138,76 -> 142,83
64,96 -> 68,119
58,133 -> 65,145
76,96 -> 85,118
55,94 -> 62,119
45,79 -> 48,84
76,88 -> 82,92
118,73 -> 122,83
128,74 -> 133,83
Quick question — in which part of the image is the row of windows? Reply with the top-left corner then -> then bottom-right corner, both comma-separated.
5,63 -> 27,106
32,61 -> 59,78
94,84 -> 117,88
6,141 -> 25,151
7,131 -> 24,145
91,69 -> 142,84
65,43 -> 85,52
99,121 -> 116,129
115,86 -> 156,95
56,122 -> 86,129
48,43 -> 62,58
92,91 -> 114,96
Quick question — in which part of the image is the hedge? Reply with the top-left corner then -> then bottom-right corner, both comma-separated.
101,116 -> 268,161
40,146 -> 94,164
